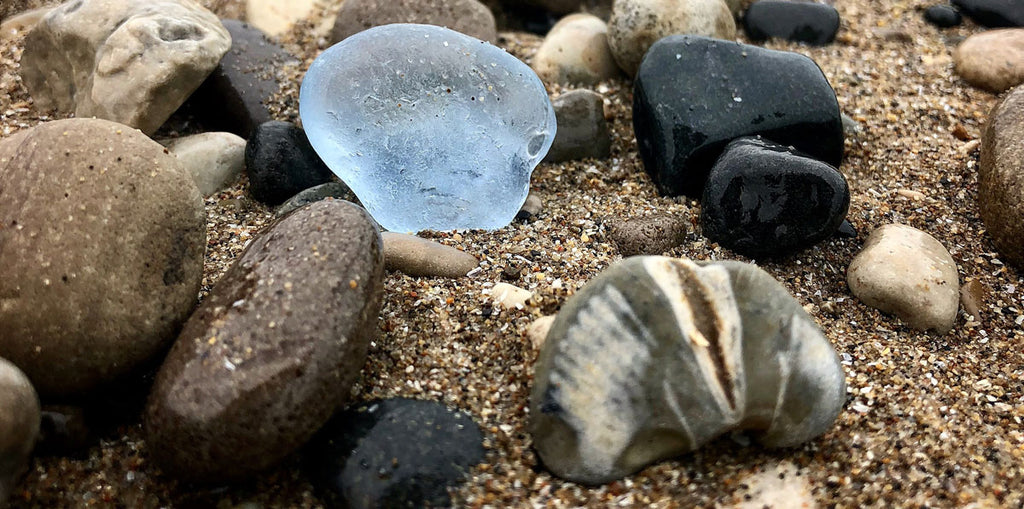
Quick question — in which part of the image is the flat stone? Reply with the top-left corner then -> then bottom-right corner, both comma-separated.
544,90 -> 612,163
530,257 -> 846,484
383,232 -> 479,278
20,0 -> 230,135
245,121 -> 336,206
245,0 -> 318,36
0,357 -> 39,508
533,14 -> 620,85
0,118 -> 205,398
330,0 -> 497,44
847,224 -> 959,334
924,4 -> 963,28
954,29 -> 1024,92
608,213 -> 689,256
742,0 -> 840,45
979,84 -> 1024,268
145,200 -> 385,483
633,35 -> 844,197
164,132 -> 247,196
275,182 -> 358,217
951,0 -> 1024,27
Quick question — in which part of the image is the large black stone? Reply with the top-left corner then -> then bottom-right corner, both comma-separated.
306,398 -> 485,509
700,136 -> 849,257
245,121 -> 335,205
924,4 -> 963,27
742,0 -> 841,45
633,35 -> 843,198
951,0 -> 1024,27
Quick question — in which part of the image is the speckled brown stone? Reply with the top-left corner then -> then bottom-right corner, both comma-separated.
330,0 -> 497,44
979,84 -> 1024,269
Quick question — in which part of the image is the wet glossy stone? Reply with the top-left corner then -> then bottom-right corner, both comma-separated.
951,0 -> 1024,27
742,0 -> 841,45
245,121 -> 335,206
700,137 -> 850,258
633,35 -> 844,198
924,5 -> 963,27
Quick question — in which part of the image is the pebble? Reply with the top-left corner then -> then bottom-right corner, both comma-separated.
20,0 -> 230,135
330,0 -> 497,44
185,19 -> 298,139
960,279 -> 986,321
633,35 -> 844,197
516,191 -> 543,221
0,357 -> 39,508
383,232 -> 479,278
245,121 -> 336,206
532,14 -> 620,85
37,406 -> 91,456
732,462 -> 816,508
924,4 -> 963,28
491,282 -> 534,309
530,256 -> 846,484
979,84 -> 1024,268
608,213 -> 689,256
245,0 -> 317,35
608,0 -> 736,76
163,132 -> 247,197
275,182 -> 358,217
527,315 -> 556,350
306,398 -> 485,509
544,90 -> 613,163
145,200 -> 385,483
0,118 -> 205,398
953,29 -> 1024,92
951,0 -> 1024,27
0,5 -> 51,41
700,136 -> 850,258
742,0 -> 841,45
841,112 -> 863,138
847,224 -> 960,334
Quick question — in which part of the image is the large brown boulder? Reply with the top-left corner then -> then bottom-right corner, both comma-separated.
979,85 -> 1024,268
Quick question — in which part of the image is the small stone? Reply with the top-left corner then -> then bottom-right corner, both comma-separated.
491,282 -> 533,309
0,118 -> 205,398
527,315 -> 556,350
608,0 -> 736,77
530,257 -> 846,484
847,224 -> 959,334
516,191 -> 543,222
924,4 -> 963,27
835,220 -> 858,239
330,0 -> 497,44
0,6 -> 52,41
383,232 -> 479,278
37,406 -> 91,456
960,278 -> 987,321
163,132 -> 247,197
841,113 -> 863,138
545,90 -> 612,163
533,14 -> 620,85
700,137 -> 850,258
733,462 -> 816,509
633,35 -> 844,197
145,200 -> 385,483
979,84 -> 1024,268
306,398 -> 485,509
0,357 -> 39,508
245,0 -> 318,36
245,121 -> 336,206
20,0 -> 230,135
953,29 -> 1024,93
951,0 -> 1024,27
608,213 -> 689,256
275,182 -> 358,217
742,0 -> 840,46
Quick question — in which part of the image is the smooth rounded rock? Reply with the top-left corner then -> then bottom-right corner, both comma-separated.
245,0 -> 317,36
145,200 -> 385,483
979,84 -> 1024,269
533,14 -> 620,85
924,5 -> 963,27
306,398 -> 485,509
0,357 -> 39,508
383,232 -> 479,278
164,132 -> 247,197
330,0 -> 497,44
245,121 -> 336,206
608,214 -> 689,256
847,224 -> 959,334
951,0 -> 1024,27
545,90 -> 612,163
954,29 -> 1024,93
700,136 -> 850,257
530,256 -> 846,484
0,118 -> 205,398
20,0 -> 230,135
608,0 -> 736,77
516,191 -> 543,221
275,182 -> 358,217
742,0 -> 840,45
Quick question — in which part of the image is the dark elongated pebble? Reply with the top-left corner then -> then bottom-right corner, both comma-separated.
633,35 -> 843,198
700,137 -> 850,257
245,121 -> 336,205
306,398 -> 485,508
951,0 -> 1024,27
742,0 -> 841,45
276,181 -> 358,217
924,5 -> 963,27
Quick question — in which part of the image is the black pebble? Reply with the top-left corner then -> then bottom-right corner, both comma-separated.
742,0 -> 841,45
951,0 -> 1024,27
924,5 -> 963,27
245,121 -> 336,205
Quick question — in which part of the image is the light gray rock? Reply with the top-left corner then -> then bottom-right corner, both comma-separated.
979,84 -> 1024,269
608,0 -> 736,76
276,181 -> 358,218
533,14 -> 620,86
847,224 -> 959,334
0,358 -> 39,508
544,90 -> 612,163
383,232 -> 479,278
164,132 -> 246,197
20,0 -> 230,135
531,256 -> 846,484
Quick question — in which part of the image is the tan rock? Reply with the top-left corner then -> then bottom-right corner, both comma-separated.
533,14 -> 620,85
245,0 -> 318,37
163,132 -> 247,197
979,84 -> 1024,269
526,315 -> 555,350
383,232 -> 479,278
953,29 -> 1024,93
491,282 -> 533,309
330,0 -> 497,44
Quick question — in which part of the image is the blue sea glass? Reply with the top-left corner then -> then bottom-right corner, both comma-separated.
300,24 -> 557,232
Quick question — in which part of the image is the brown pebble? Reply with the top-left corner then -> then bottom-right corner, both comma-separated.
960,279 -> 987,321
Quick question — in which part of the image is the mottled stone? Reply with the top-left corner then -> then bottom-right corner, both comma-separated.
979,84 -> 1024,268
164,132 -> 247,197
924,4 -> 963,27
545,90 -> 612,163
0,118 -> 205,398
145,200 -> 384,483
954,29 -> 1024,93
306,399 -> 485,509
531,256 -> 846,484
275,182 -> 358,218
742,0 -> 840,45
0,357 -> 39,508
245,121 -> 335,206
330,0 -> 497,44
951,0 -> 1024,27
383,232 -> 479,278
533,14 -> 620,85
847,224 -> 959,334
608,214 -> 689,256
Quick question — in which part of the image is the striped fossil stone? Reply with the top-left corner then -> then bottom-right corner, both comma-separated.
529,256 -> 846,485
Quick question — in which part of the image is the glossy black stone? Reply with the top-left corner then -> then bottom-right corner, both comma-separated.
700,137 -> 849,257
742,0 -> 841,45
306,398 -> 485,509
245,121 -> 335,205
633,35 -> 844,198
924,4 -> 963,27
951,0 -> 1024,27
